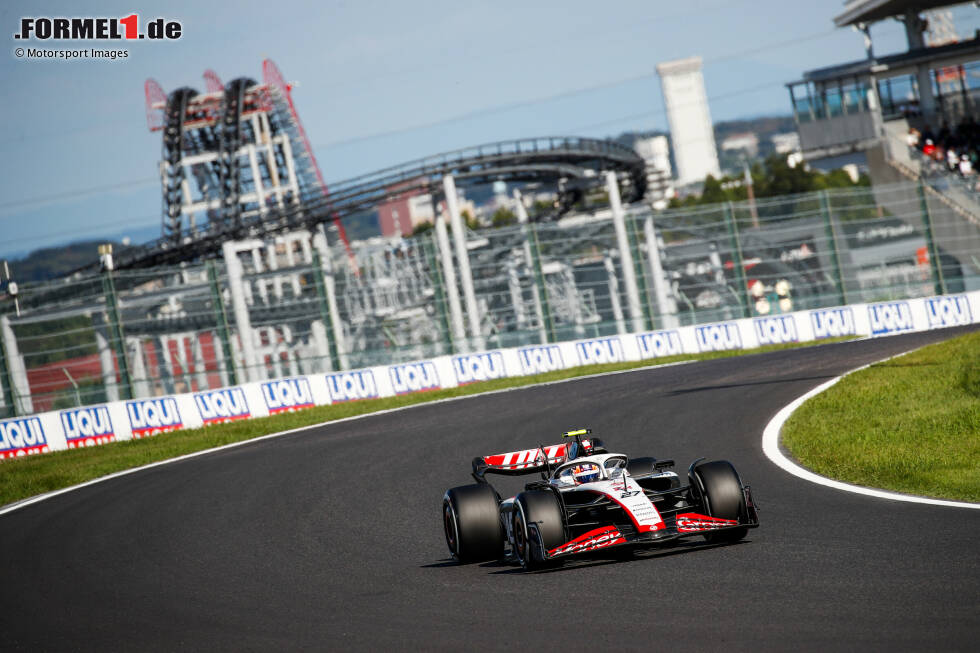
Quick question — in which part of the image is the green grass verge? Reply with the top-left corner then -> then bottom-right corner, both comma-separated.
783,331 -> 980,502
0,338 -> 851,507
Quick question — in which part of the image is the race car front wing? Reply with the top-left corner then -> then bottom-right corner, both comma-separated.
544,485 -> 759,560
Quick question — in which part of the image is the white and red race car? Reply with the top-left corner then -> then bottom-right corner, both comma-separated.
442,429 -> 759,570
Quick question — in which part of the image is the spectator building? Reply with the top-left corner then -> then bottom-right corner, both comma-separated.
787,2 -> 980,164
786,0 -> 980,291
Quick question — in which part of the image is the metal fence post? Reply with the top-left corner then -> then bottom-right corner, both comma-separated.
207,260 -> 239,386
0,317 -> 32,414
423,233 -> 454,354
528,223 -> 556,343
917,180 -> 947,295
312,231 -> 348,370
310,242 -> 342,372
723,202 -> 751,318
443,174 -> 483,349
101,263 -> 132,400
433,209 -> 466,346
0,323 -> 16,416
222,241 -> 261,382
643,216 -> 679,329
819,189 -> 848,306
94,328 -> 120,401
607,171 -> 644,333
626,213 -> 654,331
514,190 -> 548,345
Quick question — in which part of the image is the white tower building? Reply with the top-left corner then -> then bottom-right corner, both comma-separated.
656,56 -> 721,186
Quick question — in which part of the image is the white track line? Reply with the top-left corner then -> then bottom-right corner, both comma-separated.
0,359 -> 695,518
762,351 -> 980,510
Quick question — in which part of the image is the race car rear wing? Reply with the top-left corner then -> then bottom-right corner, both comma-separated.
472,438 -> 605,480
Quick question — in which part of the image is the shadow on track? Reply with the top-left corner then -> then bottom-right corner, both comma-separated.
421,540 -> 754,575
666,374 -> 834,396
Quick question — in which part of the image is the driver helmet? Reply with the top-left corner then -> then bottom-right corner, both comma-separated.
571,462 -> 601,484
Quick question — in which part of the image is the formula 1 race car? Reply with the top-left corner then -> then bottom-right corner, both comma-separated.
442,429 -> 759,570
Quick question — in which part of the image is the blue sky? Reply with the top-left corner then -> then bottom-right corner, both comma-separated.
2,0 -> 978,259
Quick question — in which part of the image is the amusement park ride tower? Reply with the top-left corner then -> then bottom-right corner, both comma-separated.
144,59 -> 353,258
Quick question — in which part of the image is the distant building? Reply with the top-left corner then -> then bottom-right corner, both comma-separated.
634,135 -> 672,176
377,180 -> 428,237
770,132 -> 801,154
721,132 -> 759,156
656,56 -> 721,186
633,135 -> 674,208
377,182 -> 475,237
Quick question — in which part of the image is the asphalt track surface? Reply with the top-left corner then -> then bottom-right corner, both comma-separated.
1,327 -> 978,651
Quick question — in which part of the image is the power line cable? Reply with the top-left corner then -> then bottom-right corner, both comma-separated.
0,0 -> 751,149
0,178 -> 158,215
1,21 -> 909,214
314,27 -> 846,150
569,78 -> 797,134
4,215 -> 162,250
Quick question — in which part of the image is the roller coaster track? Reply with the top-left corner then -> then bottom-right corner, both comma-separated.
109,136 -> 647,270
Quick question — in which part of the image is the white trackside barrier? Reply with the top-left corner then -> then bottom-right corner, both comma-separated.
2,291 -> 978,460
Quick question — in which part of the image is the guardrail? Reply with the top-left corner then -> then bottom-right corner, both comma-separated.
2,290 -> 976,460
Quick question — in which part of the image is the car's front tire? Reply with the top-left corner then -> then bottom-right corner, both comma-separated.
443,484 -> 504,562
691,460 -> 748,543
512,490 -> 565,570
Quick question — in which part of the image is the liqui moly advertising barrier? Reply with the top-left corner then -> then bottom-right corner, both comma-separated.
4,291 -> 979,460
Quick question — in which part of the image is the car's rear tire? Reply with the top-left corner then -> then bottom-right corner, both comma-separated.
692,460 -> 748,543
443,484 -> 503,562
512,490 -> 565,570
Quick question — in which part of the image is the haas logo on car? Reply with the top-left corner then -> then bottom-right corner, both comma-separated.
452,352 -> 506,385
389,362 -> 440,395
518,345 -> 564,375
810,307 -> 856,339
868,301 -> 914,335
0,417 -> 48,459
549,526 -> 625,557
754,315 -> 797,345
60,406 -> 115,448
326,370 -> 378,403
262,378 -> 314,414
636,330 -> 683,359
195,388 -> 250,425
126,398 -> 183,439
676,513 -> 738,533
925,295 -> 972,328
575,337 -> 624,365
695,322 -> 742,352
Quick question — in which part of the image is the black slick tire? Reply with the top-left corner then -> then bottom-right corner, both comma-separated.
512,490 -> 565,571
443,484 -> 503,563
692,460 -> 748,543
